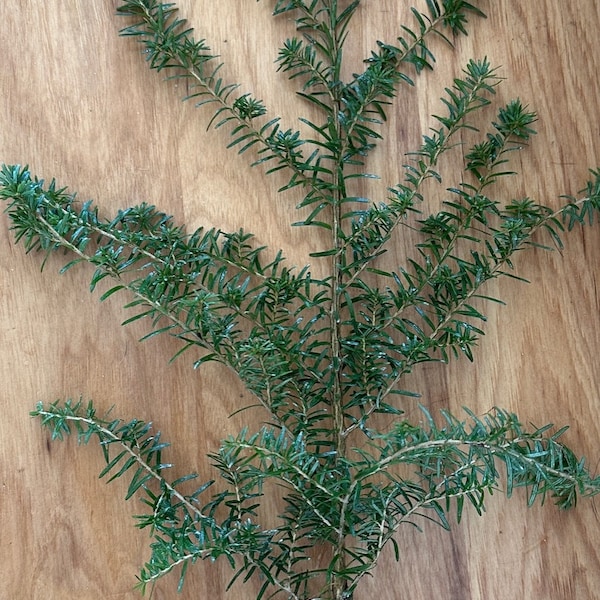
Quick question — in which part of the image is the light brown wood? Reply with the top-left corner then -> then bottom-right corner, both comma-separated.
1,1 -> 600,598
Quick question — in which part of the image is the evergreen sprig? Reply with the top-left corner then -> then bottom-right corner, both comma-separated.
2,1 -> 600,599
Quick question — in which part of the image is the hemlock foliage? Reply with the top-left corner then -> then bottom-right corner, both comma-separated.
2,1 -> 600,598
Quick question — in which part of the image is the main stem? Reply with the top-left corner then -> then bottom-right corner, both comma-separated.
325,3 -> 349,598
329,155 -> 351,600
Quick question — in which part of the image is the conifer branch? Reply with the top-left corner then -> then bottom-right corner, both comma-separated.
340,0 -> 485,161
118,0 -> 335,214
32,400 -> 210,521
2,2 -> 600,599
340,58 -> 503,284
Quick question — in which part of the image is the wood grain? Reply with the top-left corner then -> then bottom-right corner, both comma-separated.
1,1 -> 600,598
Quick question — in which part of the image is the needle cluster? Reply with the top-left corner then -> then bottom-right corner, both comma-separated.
2,2 -> 600,599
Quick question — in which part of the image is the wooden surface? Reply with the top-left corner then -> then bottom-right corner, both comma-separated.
1,1 -> 600,598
